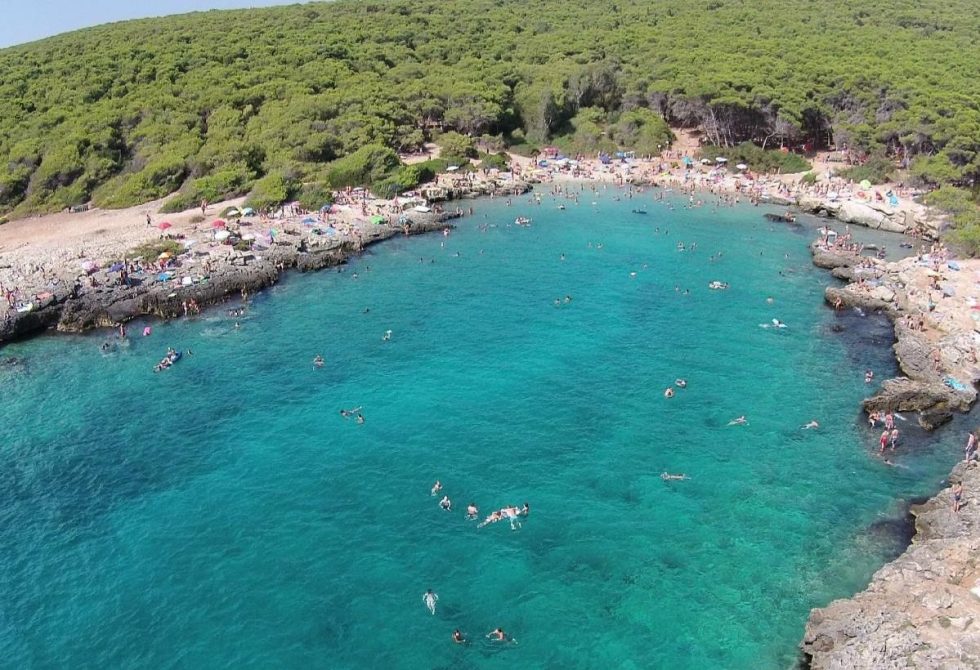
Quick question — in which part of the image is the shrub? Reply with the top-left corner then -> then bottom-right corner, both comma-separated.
296,182 -> 333,212
160,163 -> 254,213
245,171 -> 298,210
480,152 -> 510,171
838,153 -> 895,184
436,131 -> 477,160
800,171 -> 817,185
699,142 -> 811,173
326,144 -> 400,189
127,239 -> 184,261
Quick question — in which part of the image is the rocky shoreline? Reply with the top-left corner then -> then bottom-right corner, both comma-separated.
799,238 -> 980,667
0,212 -> 458,346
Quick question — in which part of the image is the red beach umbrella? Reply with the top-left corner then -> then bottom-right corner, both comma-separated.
212,219 -> 227,228
158,221 -> 172,230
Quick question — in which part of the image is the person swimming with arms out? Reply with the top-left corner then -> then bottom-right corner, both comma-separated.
728,415 -> 747,426
487,628 -> 517,644
422,589 -> 438,615
802,420 -> 820,430
478,510 -> 502,528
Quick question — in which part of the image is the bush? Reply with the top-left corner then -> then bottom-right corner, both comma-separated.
296,182 -> 333,212
245,171 -> 298,210
326,144 -> 400,189
92,156 -> 189,209
838,153 -> 895,184
699,142 -> 811,173
127,239 -> 184,261
436,131 -> 477,160
800,171 -> 817,185
373,163 -> 437,198
925,186 -> 980,255
480,152 -> 510,171
160,163 -> 254,213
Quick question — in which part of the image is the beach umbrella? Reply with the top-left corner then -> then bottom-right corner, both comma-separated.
157,272 -> 173,281
715,157 -> 728,163
682,156 -> 694,166
158,221 -> 172,230
212,219 -> 227,228
859,179 -> 872,190
158,252 -> 172,260
319,204 -> 331,212
214,230 -> 231,241
80,260 -> 98,272
446,165 -> 459,171
302,217 -> 317,225
370,215 -> 385,225
736,163 -> 748,170
242,233 -> 256,241
108,262 -> 125,272
699,158 -> 711,164
241,207 -> 255,216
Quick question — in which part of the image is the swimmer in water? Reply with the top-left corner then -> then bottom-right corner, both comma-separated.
356,414 -> 365,424
313,354 -> 324,368
660,472 -> 689,481
422,589 -> 438,615
431,480 -> 442,496
802,420 -> 820,430
439,495 -> 452,511
728,415 -> 748,426
452,629 -> 466,644
664,387 -> 674,398
478,510 -> 502,528
466,503 -> 479,520
487,628 -> 516,644
382,329 -> 392,341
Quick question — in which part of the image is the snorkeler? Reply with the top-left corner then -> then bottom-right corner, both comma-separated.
422,589 -> 438,615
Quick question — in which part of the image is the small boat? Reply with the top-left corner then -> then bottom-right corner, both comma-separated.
514,216 -> 532,226
708,281 -> 729,290
764,212 -> 796,223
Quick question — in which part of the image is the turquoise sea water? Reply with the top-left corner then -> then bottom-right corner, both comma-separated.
0,189 -> 967,669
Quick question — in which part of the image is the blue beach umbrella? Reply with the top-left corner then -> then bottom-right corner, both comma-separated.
108,262 -> 125,272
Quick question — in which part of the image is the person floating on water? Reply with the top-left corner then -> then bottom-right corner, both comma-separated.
382,330 -> 392,341
356,413 -> 365,425
466,503 -> 479,520
661,472 -> 689,481
431,480 -> 442,496
422,589 -> 438,615
728,415 -> 747,426
313,354 -> 324,368
802,420 -> 820,430
452,629 -> 466,644
865,369 -> 874,384
439,495 -> 452,511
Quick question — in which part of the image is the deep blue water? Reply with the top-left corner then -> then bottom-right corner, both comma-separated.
0,188 -> 965,668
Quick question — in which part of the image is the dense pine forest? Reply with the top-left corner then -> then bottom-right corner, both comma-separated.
0,0 -> 978,218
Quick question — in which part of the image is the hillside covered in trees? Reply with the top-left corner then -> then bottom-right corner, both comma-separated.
0,0 -> 977,217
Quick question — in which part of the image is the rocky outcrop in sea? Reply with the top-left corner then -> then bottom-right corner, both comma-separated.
800,241 -> 980,667
0,213 -> 457,346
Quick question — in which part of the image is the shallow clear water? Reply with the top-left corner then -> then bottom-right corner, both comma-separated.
0,188 -> 965,668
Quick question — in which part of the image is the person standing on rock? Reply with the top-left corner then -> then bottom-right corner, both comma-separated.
952,482 -> 963,513
965,433 -> 977,463
889,428 -> 899,450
